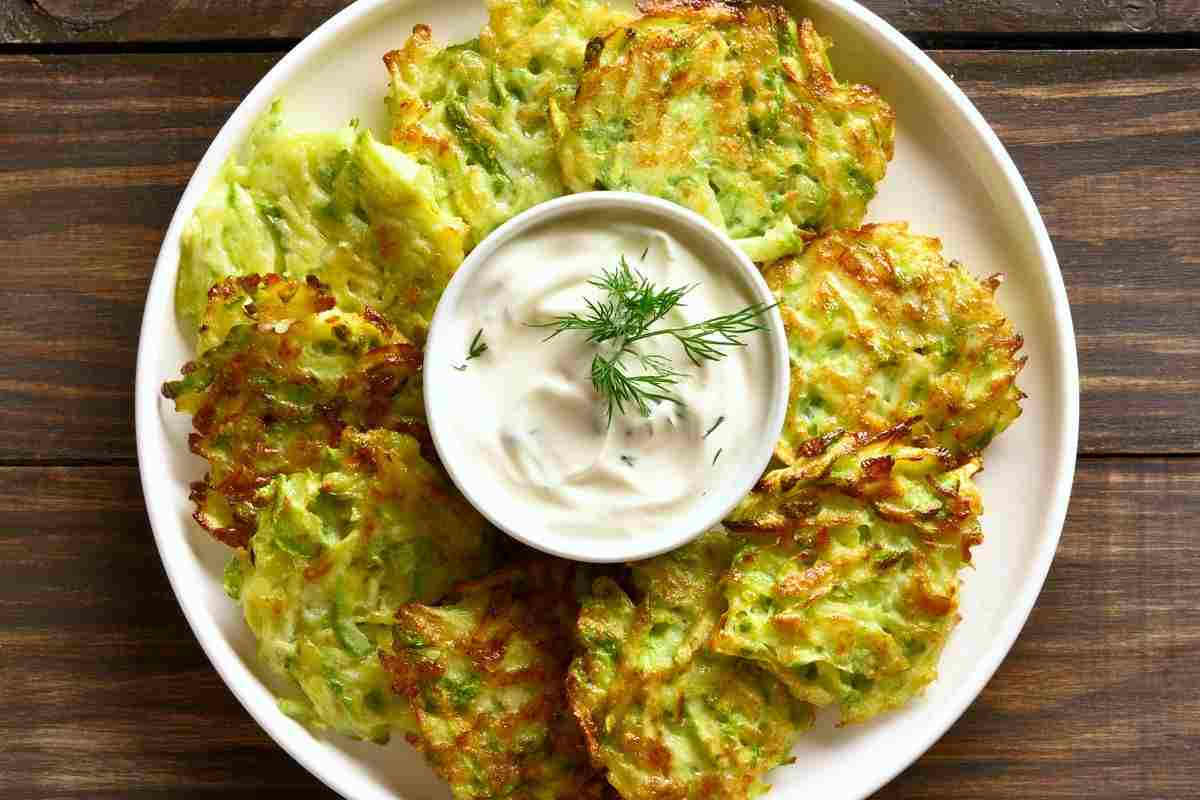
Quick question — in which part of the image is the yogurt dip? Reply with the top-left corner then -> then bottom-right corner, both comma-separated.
424,193 -> 788,561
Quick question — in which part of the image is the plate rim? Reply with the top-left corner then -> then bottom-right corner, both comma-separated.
133,1 -> 1081,798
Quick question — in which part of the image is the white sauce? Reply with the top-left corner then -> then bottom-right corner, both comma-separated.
442,218 -> 773,540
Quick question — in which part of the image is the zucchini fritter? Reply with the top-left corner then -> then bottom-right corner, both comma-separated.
163,276 -> 427,548
197,272 -> 336,354
176,101 -> 468,342
384,559 -> 608,800
569,532 -> 813,800
554,2 -> 894,261
232,428 -> 498,743
719,424 -> 983,724
767,223 -> 1025,464
385,0 -> 632,247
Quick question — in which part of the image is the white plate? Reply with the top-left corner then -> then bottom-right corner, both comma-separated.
134,1 -> 1080,798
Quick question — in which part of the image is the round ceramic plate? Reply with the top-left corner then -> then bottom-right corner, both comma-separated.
134,1 -> 1080,798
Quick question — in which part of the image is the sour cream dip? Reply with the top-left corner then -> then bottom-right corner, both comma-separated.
424,194 -> 788,562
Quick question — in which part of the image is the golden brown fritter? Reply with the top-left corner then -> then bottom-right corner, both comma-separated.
176,102 -> 469,344
385,0 -> 632,248
384,558 -> 608,799
162,276 -> 426,547
720,423 -> 983,724
766,223 -> 1025,464
555,1 -> 895,262
234,428 -> 498,742
196,273 -> 336,353
569,531 -> 813,799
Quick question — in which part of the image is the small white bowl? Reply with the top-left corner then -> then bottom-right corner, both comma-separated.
423,192 -> 790,563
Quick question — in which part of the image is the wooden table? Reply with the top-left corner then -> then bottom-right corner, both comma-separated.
2,1 -> 1197,797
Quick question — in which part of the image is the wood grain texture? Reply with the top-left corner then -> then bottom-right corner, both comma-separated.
931,50 -> 1200,454
877,457 -> 1200,799
869,0 -> 1200,35
0,49 -> 1197,460
1,459 -> 1195,797
0,52 -> 280,463
0,0 -> 350,44
0,466 -> 322,797
0,0 -> 1198,43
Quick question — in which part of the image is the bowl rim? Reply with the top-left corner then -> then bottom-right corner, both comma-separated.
422,191 -> 791,564
133,0 -> 1080,797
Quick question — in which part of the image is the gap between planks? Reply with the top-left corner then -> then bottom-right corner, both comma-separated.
0,31 -> 1198,56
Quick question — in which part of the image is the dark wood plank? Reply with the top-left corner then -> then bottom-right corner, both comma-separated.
0,49 -> 1197,461
0,52 -> 280,464
868,0 -> 1200,35
929,49 -> 1200,455
1,458 -> 1195,797
874,457 -> 1200,798
1,0 -> 1198,44
0,0 -> 350,44
0,466 -> 325,797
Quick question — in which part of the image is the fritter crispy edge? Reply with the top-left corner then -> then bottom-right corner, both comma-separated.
384,558 -> 609,799
720,422 -> 984,723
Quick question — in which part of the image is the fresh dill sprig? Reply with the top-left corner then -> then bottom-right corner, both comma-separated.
536,257 -> 691,346
591,349 -> 686,420
466,328 -> 488,361
532,256 -> 773,424
631,302 -> 776,367
453,328 -> 488,371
